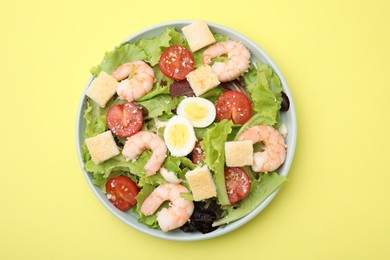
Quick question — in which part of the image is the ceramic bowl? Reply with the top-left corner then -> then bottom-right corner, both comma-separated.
76,20 -> 297,241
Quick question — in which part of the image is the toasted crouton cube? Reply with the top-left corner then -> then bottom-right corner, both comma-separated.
85,131 -> 120,164
86,71 -> 118,108
182,20 -> 216,52
186,65 -> 220,96
185,166 -> 217,201
225,140 -> 254,167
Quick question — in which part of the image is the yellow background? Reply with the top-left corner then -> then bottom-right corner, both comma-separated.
1,0 -> 389,259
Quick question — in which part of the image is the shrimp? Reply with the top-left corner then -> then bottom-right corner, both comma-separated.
112,61 -> 155,102
141,183 -> 194,232
237,125 -> 287,172
122,131 -> 167,176
202,40 -> 250,82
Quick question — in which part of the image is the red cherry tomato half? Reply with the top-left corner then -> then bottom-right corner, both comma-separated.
215,91 -> 252,124
106,176 -> 139,211
225,167 -> 251,204
159,46 -> 194,80
106,102 -> 143,137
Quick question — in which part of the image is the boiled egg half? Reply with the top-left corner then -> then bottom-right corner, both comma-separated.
177,97 -> 216,128
164,115 -> 196,157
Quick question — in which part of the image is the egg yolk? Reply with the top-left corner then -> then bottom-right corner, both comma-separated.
166,124 -> 189,148
184,102 -> 208,122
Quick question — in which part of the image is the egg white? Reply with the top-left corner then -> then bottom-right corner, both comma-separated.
163,115 -> 197,157
176,97 -> 216,128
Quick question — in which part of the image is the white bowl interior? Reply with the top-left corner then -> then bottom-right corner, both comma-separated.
76,20 -> 297,241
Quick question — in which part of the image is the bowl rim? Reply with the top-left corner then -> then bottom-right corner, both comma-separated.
76,20 -> 297,241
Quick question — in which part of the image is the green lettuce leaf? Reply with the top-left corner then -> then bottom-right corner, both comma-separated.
201,120 -> 233,205
85,152 -> 150,177
163,156 -> 181,173
82,99 -> 106,163
134,184 -> 159,228
136,28 -> 183,66
136,95 -> 183,118
138,171 -> 166,187
141,119 -> 156,132
179,157 -> 196,171
167,28 -> 185,46
199,87 -> 223,104
194,127 -> 207,140
137,84 -> 169,102
83,99 -> 106,139
161,156 -> 196,182
213,172 -> 287,226
153,65 -> 173,87
243,62 -> 283,126
90,44 -> 146,77
274,110 -> 282,130
90,27 -> 184,77
257,62 -> 283,99
90,172 -> 108,191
